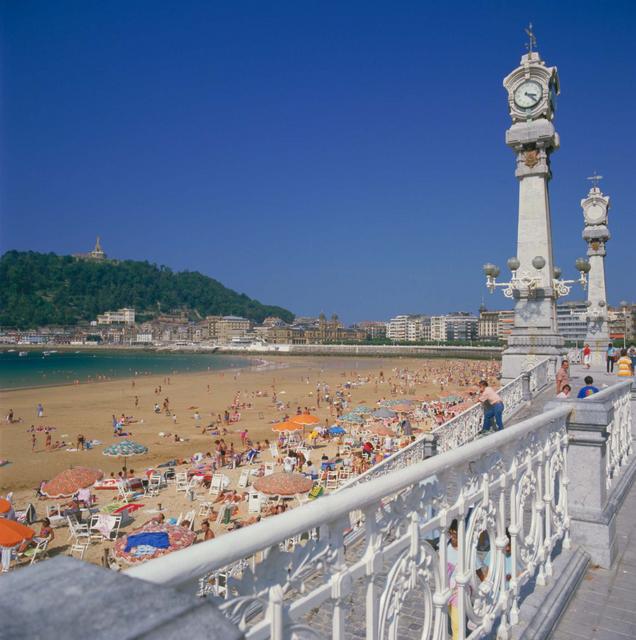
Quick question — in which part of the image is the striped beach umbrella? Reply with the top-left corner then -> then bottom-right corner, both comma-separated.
253,472 -> 313,496
103,440 -> 148,472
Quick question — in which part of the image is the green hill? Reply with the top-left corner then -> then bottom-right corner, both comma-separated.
0,251 -> 294,328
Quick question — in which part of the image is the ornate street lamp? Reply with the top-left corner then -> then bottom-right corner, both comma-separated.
552,257 -> 591,297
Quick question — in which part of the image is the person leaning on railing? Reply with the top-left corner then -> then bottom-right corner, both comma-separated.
478,380 -> 504,433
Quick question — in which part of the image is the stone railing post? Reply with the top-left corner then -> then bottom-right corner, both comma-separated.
546,382 -> 634,569
422,433 -> 437,458
521,372 -> 532,401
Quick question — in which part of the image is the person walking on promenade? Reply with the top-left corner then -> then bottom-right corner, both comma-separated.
478,380 -> 504,433
628,345 -> 636,374
556,360 -> 570,394
617,349 -> 634,377
607,343 -> 617,373
583,344 -> 591,369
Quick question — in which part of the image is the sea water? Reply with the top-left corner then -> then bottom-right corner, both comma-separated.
0,350 -> 255,390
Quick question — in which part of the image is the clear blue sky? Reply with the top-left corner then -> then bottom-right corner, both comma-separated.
1,1 -> 634,323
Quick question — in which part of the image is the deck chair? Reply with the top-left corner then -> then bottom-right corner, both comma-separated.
68,542 -> 88,560
216,503 -> 233,525
45,504 -> 66,529
237,469 -> 250,489
325,472 -> 339,491
117,482 -> 134,504
269,443 -> 279,460
183,510 -> 196,529
175,472 -> 189,493
23,537 -> 49,565
198,501 -> 214,518
89,513 -> 122,542
208,473 -> 224,496
247,492 -> 262,514
147,473 -> 163,497
264,462 -> 275,476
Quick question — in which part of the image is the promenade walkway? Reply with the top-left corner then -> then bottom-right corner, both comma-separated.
551,363 -> 636,640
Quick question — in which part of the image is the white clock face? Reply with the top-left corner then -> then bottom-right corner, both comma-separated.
514,80 -> 543,108
586,204 -> 604,223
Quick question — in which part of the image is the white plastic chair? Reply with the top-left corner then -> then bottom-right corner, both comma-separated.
269,443 -> 279,460
198,501 -> 214,518
147,473 -> 163,497
248,492 -> 262,514
264,462 -> 275,476
238,469 -> 250,488
175,472 -> 189,493
208,473 -> 224,496
24,538 -> 49,565
117,482 -> 134,504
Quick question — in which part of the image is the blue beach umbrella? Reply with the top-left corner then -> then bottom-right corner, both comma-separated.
328,425 -> 346,436
103,440 -> 148,472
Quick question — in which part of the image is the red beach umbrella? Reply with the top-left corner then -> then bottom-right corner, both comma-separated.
253,472 -> 313,496
42,467 -> 104,498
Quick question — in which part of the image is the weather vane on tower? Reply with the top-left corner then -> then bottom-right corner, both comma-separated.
524,22 -> 537,55
587,171 -> 603,189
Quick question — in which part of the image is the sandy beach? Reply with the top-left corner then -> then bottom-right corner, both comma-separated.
0,355 -> 499,567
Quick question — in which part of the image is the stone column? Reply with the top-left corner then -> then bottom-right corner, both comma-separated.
582,185 -> 611,367
501,120 -> 565,381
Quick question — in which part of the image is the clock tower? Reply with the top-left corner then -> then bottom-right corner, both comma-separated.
582,176 -> 611,365
500,29 -> 565,381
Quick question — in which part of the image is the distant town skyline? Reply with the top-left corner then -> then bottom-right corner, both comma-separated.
2,2 -> 635,324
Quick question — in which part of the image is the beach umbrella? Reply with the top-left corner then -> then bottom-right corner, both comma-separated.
368,424 -> 396,437
339,413 -> 365,424
351,405 -> 373,415
103,440 -> 148,472
392,404 -> 415,413
41,467 -> 104,499
372,407 -> 397,419
272,421 -> 303,433
328,425 -> 346,436
253,472 -> 313,496
0,499 -> 11,515
0,519 -> 34,548
290,414 -> 321,426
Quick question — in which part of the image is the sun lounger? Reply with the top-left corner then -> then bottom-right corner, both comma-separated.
237,469 -> 250,488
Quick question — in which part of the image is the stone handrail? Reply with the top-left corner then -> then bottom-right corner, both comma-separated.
127,404 -> 572,639
338,358 -> 555,490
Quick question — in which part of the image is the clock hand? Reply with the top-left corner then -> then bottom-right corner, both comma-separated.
525,92 -> 537,99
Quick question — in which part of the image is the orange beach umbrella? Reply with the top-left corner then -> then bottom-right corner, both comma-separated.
0,519 -> 34,547
290,414 -> 320,426
0,499 -> 11,515
272,421 -> 303,433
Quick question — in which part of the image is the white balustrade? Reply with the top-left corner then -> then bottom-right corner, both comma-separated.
127,404 -> 573,640
602,382 -> 633,490
337,359 -> 552,490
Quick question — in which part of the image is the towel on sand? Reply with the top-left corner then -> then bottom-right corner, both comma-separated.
124,531 -> 169,553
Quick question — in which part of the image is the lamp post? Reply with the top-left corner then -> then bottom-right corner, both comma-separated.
483,256 -> 590,299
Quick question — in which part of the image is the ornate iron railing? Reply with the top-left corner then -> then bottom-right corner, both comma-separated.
127,404 -> 573,640
335,359 -> 554,490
